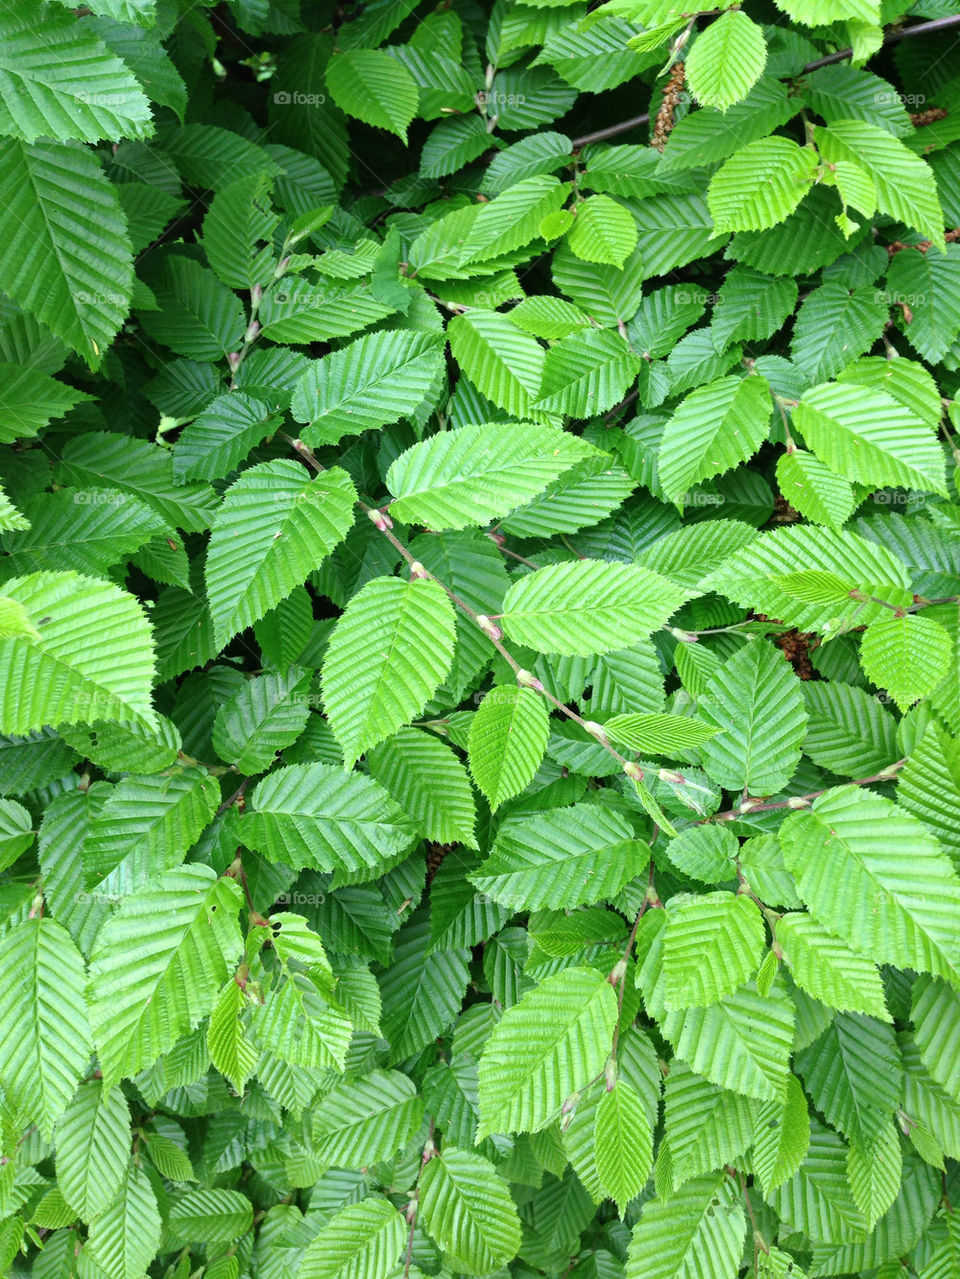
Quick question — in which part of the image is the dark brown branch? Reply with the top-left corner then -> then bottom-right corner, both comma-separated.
571,14 -> 960,149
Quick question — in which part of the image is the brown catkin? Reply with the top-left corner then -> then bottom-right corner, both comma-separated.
650,61 -> 686,153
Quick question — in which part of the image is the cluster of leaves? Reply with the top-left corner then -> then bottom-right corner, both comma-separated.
4,0 -> 960,1275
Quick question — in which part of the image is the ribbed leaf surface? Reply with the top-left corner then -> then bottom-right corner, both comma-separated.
657,374 -> 772,503
0,918 -> 94,1139
0,139 -> 133,366
467,684 -> 549,809
312,1070 -> 423,1167
777,913 -> 889,1020
533,329 -> 641,415
0,571 -> 156,734
911,976 -> 960,1101
887,243 -> 960,363
594,1080 -> 653,1213
378,919 -> 470,1061
212,668 -> 311,774
847,1122 -> 902,1231
625,1172 -> 746,1279
685,10 -> 766,111
566,195 -> 639,269
87,865 -> 244,1089
367,726 -> 476,847
242,762 -> 413,877
470,802 -> 649,910
167,1188 -> 253,1244
794,1012 -> 901,1147
663,1061 -> 757,1191
388,421 -> 593,530
419,1148 -> 522,1273
292,330 -> 445,446
898,721 -> 960,865
801,680 -> 899,777
205,460 -> 356,647
297,1197 -> 407,1279
859,613 -> 952,711
447,310 -> 545,416
321,575 -> 457,767
791,283 -> 888,384
86,1164 -> 161,1279
751,1074 -> 810,1195
0,8 -> 152,143
500,559 -> 687,656
173,391 -> 281,483
780,787 -> 960,985
663,892 -> 764,1009
708,137 -> 818,233
477,966 -> 618,1137
82,767 -> 220,899
55,1081 -> 130,1223
793,381 -> 947,496
663,982 -> 795,1101
698,638 -> 807,795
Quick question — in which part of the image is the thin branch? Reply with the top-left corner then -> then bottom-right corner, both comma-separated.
287,437 -> 634,772
701,760 -> 906,824
571,14 -> 960,148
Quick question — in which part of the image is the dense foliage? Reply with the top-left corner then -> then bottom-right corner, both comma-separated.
3,0 -> 960,1275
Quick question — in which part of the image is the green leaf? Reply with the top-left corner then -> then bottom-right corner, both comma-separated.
886,243 -> 960,363
321,575 -> 457,767
207,979 -> 258,1098
815,119 -> 944,247
791,283 -> 888,384
604,712 -> 717,754
87,865 -> 244,1089
167,1189 -> 253,1245
86,1164 -> 161,1279
777,913 -> 889,1020
205,461 -> 356,648
467,684 -> 550,809
794,1011 -> 901,1147
212,668 -> 311,774
0,139 -> 133,367
567,194 -> 639,268
471,801 -> 649,910
532,329 -> 642,416
780,787 -> 960,986
298,1197 -> 407,1279
793,381 -> 947,496
138,255 -> 245,362
657,374 -> 772,503
775,449 -> 856,530
173,391 -> 282,484
625,1172 -> 746,1279
82,767 -> 220,898
447,310 -> 545,417
477,966 -> 618,1137
500,559 -> 687,656
387,421 -> 595,529
242,762 -> 413,877
846,1121 -> 902,1231
0,571 -> 156,735
663,981 -> 796,1102
663,1060 -> 759,1190
0,918 -> 94,1139
859,613 -> 953,711
367,726 -> 476,848
379,918 -> 470,1059
55,1081 -> 130,1224
292,330 -> 445,447
312,1070 -> 424,1167
685,10 -> 766,112
0,7 -> 152,144
595,1081 -> 653,1214
419,1147 -> 523,1273
0,364 -> 90,446
698,638 -> 808,795
663,891 -> 765,1009
751,1074 -> 810,1196
326,50 -> 419,140
708,137 -> 819,234
201,173 -> 278,291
